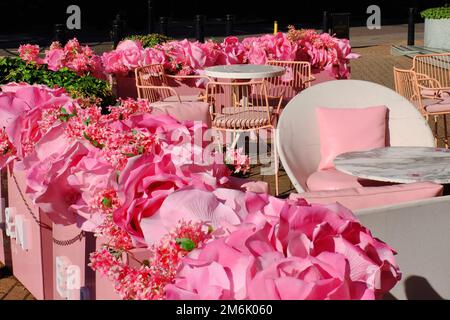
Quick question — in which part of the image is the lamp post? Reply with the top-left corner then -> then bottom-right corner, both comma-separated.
54,24 -> 67,45
225,14 -> 234,36
408,7 -> 416,46
159,16 -> 168,36
195,15 -> 205,42
147,0 -> 154,34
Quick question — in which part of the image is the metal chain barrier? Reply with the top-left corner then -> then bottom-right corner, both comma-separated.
12,173 -> 85,246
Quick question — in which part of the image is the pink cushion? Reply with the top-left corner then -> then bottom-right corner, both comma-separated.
307,169 -> 390,191
421,89 -> 450,98
151,102 -> 211,127
163,95 -> 203,103
423,97 -> 450,113
290,182 -> 443,211
316,106 -> 388,171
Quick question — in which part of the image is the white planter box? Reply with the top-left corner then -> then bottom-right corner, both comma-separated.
424,18 -> 450,50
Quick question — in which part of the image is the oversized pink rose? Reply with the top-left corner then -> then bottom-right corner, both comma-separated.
141,48 -> 168,67
246,43 -> 268,65
247,252 -> 373,300
113,149 -> 231,246
45,48 -> 65,71
273,32 -> 297,61
217,37 -> 246,65
165,235 -> 256,300
140,188 -> 247,245
23,125 -> 93,225
1,82 -> 32,93
116,40 -> 144,69
102,51 -> 129,75
67,149 -> 116,231
168,194 -> 401,300
0,84 -> 72,159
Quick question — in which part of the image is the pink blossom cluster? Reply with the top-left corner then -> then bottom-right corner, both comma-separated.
18,38 -> 104,78
18,44 -> 43,64
291,27 -> 360,79
225,148 -> 251,175
102,29 -> 359,79
0,128 -> 16,168
90,221 -> 212,300
166,192 -> 402,300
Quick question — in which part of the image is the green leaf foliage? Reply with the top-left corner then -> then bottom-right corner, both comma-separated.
0,57 -> 115,107
421,7 -> 450,20
176,238 -> 196,252
125,33 -> 172,48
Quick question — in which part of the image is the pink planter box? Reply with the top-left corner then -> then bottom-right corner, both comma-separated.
0,169 -> 8,267
52,224 -> 97,300
7,168 -> 53,300
109,74 -> 138,99
111,73 -> 207,100
312,67 -> 351,84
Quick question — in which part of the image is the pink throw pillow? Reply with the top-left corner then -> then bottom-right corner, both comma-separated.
316,106 -> 388,171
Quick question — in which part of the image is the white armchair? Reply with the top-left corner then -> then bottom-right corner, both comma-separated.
276,80 -> 435,193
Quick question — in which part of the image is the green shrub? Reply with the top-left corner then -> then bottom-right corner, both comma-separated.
421,7 -> 450,20
0,57 -> 115,107
125,34 -> 172,48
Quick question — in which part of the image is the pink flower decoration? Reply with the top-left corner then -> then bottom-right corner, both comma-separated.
217,37 -> 246,65
113,150 -> 230,246
67,149 -> 116,231
141,188 -> 247,245
168,195 -> 401,300
100,31 -> 358,79
45,48 -> 65,71
18,44 -> 43,64
0,84 -> 72,160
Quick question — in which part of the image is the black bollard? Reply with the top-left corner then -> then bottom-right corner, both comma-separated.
147,0 -> 154,34
54,24 -> 67,45
407,8 -> 416,46
111,18 -> 123,49
159,16 -> 168,36
225,14 -> 234,36
322,11 -> 329,34
195,15 -> 205,43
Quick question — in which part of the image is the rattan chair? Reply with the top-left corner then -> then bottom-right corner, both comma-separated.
135,64 -> 211,103
412,53 -> 450,98
394,67 -> 450,148
206,80 -> 280,195
265,60 -> 315,109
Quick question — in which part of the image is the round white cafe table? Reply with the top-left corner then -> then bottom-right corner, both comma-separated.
334,147 -> 450,186
204,64 -> 285,80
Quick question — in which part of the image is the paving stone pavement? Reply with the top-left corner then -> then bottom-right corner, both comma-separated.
1,29 -> 448,299
0,264 -> 35,300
